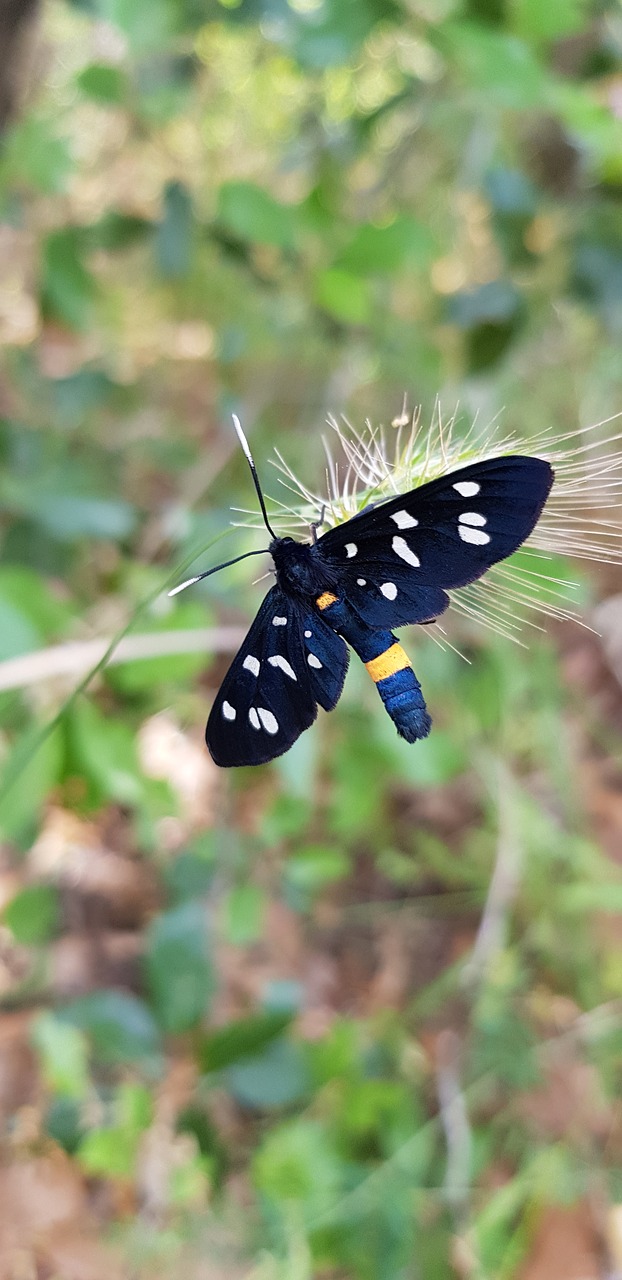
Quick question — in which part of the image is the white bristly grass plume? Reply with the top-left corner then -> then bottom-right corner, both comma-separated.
232,403 -> 622,652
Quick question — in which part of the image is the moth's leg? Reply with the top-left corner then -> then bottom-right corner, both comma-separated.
310,504 -> 326,544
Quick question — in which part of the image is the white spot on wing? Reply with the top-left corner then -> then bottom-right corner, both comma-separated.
357,578 -> 366,586
258,707 -> 279,734
345,542 -> 357,558
392,535 -> 420,568
243,655 -> 260,677
272,615 -> 287,626
381,582 -> 398,600
459,511 -> 487,526
458,525 -> 490,545
222,701 -> 236,721
268,655 -> 297,680
249,707 -> 260,729
304,629 -> 312,638
307,653 -> 322,668
391,509 -> 418,530
453,480 -> 480,497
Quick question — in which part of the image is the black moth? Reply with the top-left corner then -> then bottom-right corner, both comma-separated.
171,418 -> 554,767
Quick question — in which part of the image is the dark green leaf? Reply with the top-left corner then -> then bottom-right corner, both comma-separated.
60,990 -> 161,1064
227,1036 -> 310,1109
45,1096 -> 85,1154
165,848 -> 216,903
200,1010 -> 294,1073
155,181 -> 194,277
41,229 -> 98,331
146,901 -> 214,1033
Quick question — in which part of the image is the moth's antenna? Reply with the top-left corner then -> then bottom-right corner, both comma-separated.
232,413 -> 278,540
168,548 -> 269,597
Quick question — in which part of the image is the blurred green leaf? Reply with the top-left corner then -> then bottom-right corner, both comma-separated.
485,167 -> 539,263
572,241 -> 622,331
165,846 -> 216,903
217,181 -> 298,249
315,268 -> 371,325
85,211 -> 153,251
44,1096 -> 85,1153
118,1081 -> 153,1131
51,368 -> 119,427
443,22 -> 548,108
0,725 -> 63,845
0,116 -> 72,194
78,1126 -> 138,1178
558,882 -> 622,913
447,280 -> 524,371
227,1036 -> 310,1109
3,884 -> 60,945
511,0 -> 589,42
470,1006 -> 541,1088
34,493 -> 137,541
41,229 -> 98,331
0,566 -> 72,636
32,1011 -> 90,1098
201,1009 -> 294,1073
284,845 -> 349,909
155,181 -> 194,277
552,82 -> 622,181
61,990 -> 161,1064
337,218 -> 436,276
77,63 -> 127,103
65,699 -> 144,809
146,901 -> 214,1033
90,0 -> 178,49
253,1118 -> 342,1210
289,0 -> 397,69
0,596 -> 40,661
223,882 -> 265,945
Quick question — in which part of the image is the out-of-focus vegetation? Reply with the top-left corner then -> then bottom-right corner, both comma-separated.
2,0 -> 622,1276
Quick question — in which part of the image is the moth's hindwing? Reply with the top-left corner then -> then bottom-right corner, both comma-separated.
206,586 -> 348,767
315,454 -> 554,628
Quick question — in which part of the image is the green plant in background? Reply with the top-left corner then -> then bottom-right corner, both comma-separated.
1,0 -> 622,1276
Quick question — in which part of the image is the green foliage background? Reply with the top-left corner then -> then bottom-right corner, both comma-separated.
2,0 -> 622,1275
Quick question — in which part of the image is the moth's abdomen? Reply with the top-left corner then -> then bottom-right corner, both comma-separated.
363,637 -> 431,743
373,663 -> 431,742
316,593 -> 431,743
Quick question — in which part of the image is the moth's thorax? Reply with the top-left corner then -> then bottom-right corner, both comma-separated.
270,536 -> 333,597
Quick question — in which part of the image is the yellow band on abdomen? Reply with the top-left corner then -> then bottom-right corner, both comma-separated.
365,643 -> 412,684
316,591 -> 338,611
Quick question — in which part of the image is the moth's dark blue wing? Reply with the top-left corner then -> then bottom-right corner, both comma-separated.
301,610 -> 349,711
315,455 -> 553,628
206,586 -> 348,767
